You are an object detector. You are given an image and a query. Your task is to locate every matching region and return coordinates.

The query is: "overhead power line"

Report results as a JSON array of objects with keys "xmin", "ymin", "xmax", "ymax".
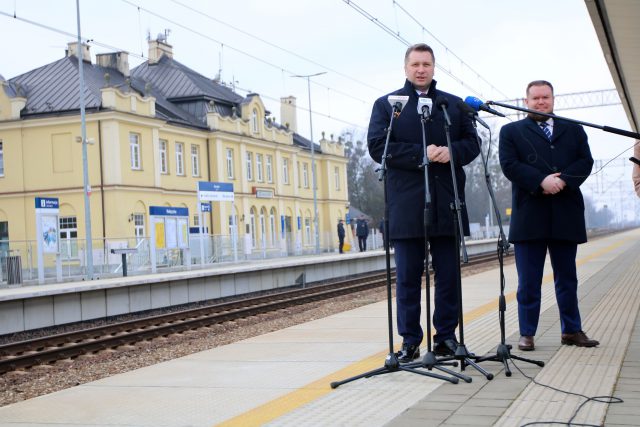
[{"xmin": 343, "ymin": 0, "xmax": 492, "ymax": 99}]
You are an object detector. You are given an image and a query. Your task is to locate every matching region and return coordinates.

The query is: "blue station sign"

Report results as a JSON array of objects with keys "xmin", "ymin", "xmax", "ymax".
[
  {"xmin": 149, "ymin": 206, "xmax": 189, "ymax": 217},
  {"xmin": 35, "ymin": 197, "xmax": 59, "ymax": 209}
]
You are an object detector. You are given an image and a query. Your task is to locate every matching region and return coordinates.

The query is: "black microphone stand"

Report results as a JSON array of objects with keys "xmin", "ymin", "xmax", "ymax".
[
  {"xmin": 438, "ymin": 99, "xmax": 493, "ymax": 380},
  {"xmin": 486, "ymin": 100, "xmax": 640, "ymax": 140},
  {"xmin": 404, "ymin": 105, "xmax": 470, "ymax": 383},
  {"xmin": 464, "ymin": 113, "xmax": 545, "ymax": 376},
  {"xmin": 331, "ymin": 102, "xmax": 458, "ymax": 389}
]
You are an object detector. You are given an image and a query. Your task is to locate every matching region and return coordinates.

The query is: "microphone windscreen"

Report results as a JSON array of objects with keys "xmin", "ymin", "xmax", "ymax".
[
  {"xmin": 457, "ymin": 99, "xmax": 476, "ymax": 115},
  {"xmin": 464, "ymin": 96, "xmax": 483, "ymax": 111},
  {"xmin": 435, "ymin": 96, "xmax": 449, "ymax": 108}
]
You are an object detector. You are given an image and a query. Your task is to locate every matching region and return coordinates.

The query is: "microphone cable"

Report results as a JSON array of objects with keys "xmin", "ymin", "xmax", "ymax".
[{"xmin": 507, "ymin": 357, "xmax": 623, "ymax": 427}]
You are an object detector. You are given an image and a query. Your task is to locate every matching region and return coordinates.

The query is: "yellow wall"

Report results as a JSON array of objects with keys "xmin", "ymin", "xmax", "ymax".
[{"xmin": 0, "ymin": 86, "xmax": 349, "ymax": 252}]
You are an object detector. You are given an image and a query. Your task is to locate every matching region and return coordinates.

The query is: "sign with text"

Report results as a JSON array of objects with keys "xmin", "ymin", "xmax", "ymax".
[
  {"xmin": 198, "ymin": 181, "xmax": 234, "ymax": 202},
  {"xmin": 35, "ymin": 197, "xmax": 59, "ymax": 210}
]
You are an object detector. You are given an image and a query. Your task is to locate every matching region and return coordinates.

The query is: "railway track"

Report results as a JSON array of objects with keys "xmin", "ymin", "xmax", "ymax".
[{"xmin": 0, "ymin": 251, "xmax": 507, "ymax": 374}]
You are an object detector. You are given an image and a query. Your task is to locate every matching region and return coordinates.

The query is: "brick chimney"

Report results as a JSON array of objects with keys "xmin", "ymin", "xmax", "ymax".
[
  {"xmin": 96, "ymin": 52, "xmax": 130, "ymax": 77},
  {"xmin": 66, "ymin": 42, "xmax": 91, "ymax": 63}
]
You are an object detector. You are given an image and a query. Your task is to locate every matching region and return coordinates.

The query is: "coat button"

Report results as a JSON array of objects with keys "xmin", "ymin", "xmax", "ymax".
[
  {"xmin": 552, "ymin": 166, "xmax": 558, "ymax": 171},
  {"xmin": 550, "ymin": 145, "xmax": 555, "ymax": 149}
]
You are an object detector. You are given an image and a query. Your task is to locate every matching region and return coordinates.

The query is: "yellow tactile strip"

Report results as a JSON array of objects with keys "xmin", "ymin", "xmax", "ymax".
[{"xmin": 216, "ymin": 236, "xmax": 634, "ymax": 427}]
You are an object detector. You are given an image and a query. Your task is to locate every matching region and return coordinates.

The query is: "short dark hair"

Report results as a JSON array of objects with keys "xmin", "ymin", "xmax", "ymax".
[
  {"xmin": 526, "ymin": 80, "xmax": 554, "ymax": 96},
  {"xmin": 405, "ymin": 43, "xmax": 435, "ymax": 64}
]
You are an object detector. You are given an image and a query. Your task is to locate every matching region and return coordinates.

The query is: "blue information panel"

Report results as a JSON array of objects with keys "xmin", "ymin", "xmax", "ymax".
[
  {"xmin": 35, "ymin": 197, "xmax": 59, "ymax": 209},
  {"xmin": 149, "ymin": 206, "xmax": 189, "ymax": 217},
  {"xmin": 200, "ymin": 202, "xmax": 211, "ymax": 212}
]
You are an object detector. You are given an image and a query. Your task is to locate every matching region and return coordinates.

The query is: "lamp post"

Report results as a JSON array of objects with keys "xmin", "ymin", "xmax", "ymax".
[
  {"xmin": 76, "ymin": 0, "xmax": 94, "ymax": 279},
  {"xmin": 292, "ymin": 72, "xmax": 326, "ymax": 254}
]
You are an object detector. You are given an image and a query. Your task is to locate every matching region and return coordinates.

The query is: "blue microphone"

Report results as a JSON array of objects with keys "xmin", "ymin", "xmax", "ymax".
[{"xmin": 464, "ymin": 96, "xmax": 505, "ymax": 117}]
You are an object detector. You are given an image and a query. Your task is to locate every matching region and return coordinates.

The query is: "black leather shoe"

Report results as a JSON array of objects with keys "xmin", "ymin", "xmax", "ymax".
[
  {"xmin": 396, "ymin": 343, "xmax": 420, "ymax": 363},
  {"xmin": 434, "ymin": 338, "xmax": 459, "ymax": 356}
]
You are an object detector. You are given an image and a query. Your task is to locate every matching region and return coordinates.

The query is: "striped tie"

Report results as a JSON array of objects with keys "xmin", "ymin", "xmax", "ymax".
[{"xmin": 539, "ymin": 122, "xmax": 552, "ymax": 141}]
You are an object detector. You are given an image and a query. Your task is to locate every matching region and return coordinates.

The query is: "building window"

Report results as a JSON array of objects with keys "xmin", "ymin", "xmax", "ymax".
[
  {"xmin": 59, "ymin": 216, "xmax": 78, "ymax": 259},
  {"xmin": 282, "ymin": 158, "xmax": 289, "ymax": 185},
  {"xmin": 334, "ymin": 166, "xmax": 340, "ymax": 190},
  {"xmin": 304, "ymin": 217, "xmax": 311, "ymax": 244},
  {"xmin": 226, "ymin": 148, "xmax": 234, "ymax": 179},
  {"xmin": 303, "ymin": 163, "xmax": 309, "ymax": 188},
  {"xmin": 134, "ymin": 213, "xmax": 145, "ymax": 243},
  {"xmin": 269, "ymin": 207, "xmax": 276, "ymax": 247},
  {"xmin": 246, "ymin": 152, "xmax": 253, "ymax": 181},
  {"xmin": 251, "ymin": 108, "xmax": 259, "ymax": 133},
  {"xmin": 256, "ymin": 153, "xmax": 263, "ymax": 182},
  {"xmin": 191, "ymin": 144, "xmax": 200, "ymax": 177},
  {"xmin": 130, "ymin": 133, "xmax": 141, "ymax": 170},
  {"xmin": 176, "ymin": 142, "xmax": 185, "ymax": 176},
  {"xmin": 0, "ymin": 141, "xmax": 4, "ymax": 176},
  {"xmin": 259, "ymin": 208, "xmax": 266, "ymax": 248},
  {"xmin": 297, "ymin": 161, "xmax": 301, "ymax": 188},
  {"xmin": 159, "ymin": 139, "xmax": 168, "ymax": 174},
  {"xmin": 250, "ymin": 207, "xmax": 257, "ymax": 248},
  {"xmin": 266, "ymin": 155, "xmax": 273, "ymax": 183}
]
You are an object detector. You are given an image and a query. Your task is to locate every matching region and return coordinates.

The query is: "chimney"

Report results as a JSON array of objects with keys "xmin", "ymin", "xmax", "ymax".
[
  {"xmin": 66, "ymin": 42, "xmax": 91, "ymax": 63},
  {"xmin": 148, "ymin": 38, "xmax": 173, "ymax": 64},
  {"xmin": 96, "ymin": 52, "xmax": 130, "ymax": 77},
  {"xmin": 280, "ymin": 96, "xmax": 297, "ymax": 133}
]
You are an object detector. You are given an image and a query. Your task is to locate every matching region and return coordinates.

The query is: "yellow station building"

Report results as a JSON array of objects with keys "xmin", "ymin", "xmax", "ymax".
[{"xmin": 0, "ymin": 38, "xmax": 350, "ymax": 271}]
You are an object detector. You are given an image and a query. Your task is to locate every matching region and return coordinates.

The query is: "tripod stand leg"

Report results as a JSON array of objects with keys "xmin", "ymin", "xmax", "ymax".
[
  {"xmin": 404, "ymin": 352, "xmax": 471, "ymax": 383},
  {"xmin": 331, "ymin": 366, "xmax": 392, "ymax": 389},
  {"xmin": 400, "ymin": 366, "xmax": 459, "ymax": 384}
]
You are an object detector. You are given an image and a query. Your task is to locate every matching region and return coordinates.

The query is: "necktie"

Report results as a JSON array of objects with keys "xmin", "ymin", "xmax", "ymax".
[{"xmin": 539, "ymin": 122, "xmax": 552, "ymax": 141}]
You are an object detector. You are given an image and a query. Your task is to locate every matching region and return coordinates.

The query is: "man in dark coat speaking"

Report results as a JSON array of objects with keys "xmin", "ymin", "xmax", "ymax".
[
  {"xmin": 367, "ymin": 43, "xmax": 479, "ymax": 362},
  {"xmin": 499, "ymin": 80, "xmax": 598, "ymax": 352}
]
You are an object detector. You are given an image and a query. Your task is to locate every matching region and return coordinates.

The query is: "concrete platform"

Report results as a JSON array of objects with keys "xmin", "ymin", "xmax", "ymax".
[{"xmin": 0, "ymin": 229, "xmax": 638, "ymax": 426}]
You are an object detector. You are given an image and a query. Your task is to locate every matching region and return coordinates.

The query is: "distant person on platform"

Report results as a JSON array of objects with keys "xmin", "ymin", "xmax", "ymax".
[
  {"xmin": 367, "ymin": 43, "xmax": 479, "ymax": 363},
  {"xmin": 633, "ymin": 141, "xmax": 640, "ymax": 197},
  {"xmin": 337, "ymin": 219, "xmax": 346, "ymax": 254},
  {"xmin": 355, "ymin": 216, "xmax": 369, "ymax": 252},
  {"xmin": 499, "ymin": 80, "xmax": 599, "ymax": 352}
]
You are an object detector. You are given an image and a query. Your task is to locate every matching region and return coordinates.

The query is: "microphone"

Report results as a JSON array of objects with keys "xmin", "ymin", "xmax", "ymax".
[
  {"xmin": 630, "ymin": 157, "xmax": 640, "ymax": 166},
  {"xmin": 457, "ymin": 100, "xmax": 490, "ymax": 130},
  {"xmin": 436, "ymin": 96, "xmax": 449, "ymax": 109},
  {"xmin": 388, "ymin": 95, "xmax": 410, "ymax": 115},
  {"xmin": 464, "ymin": 96, "xmax": 506, "ymax": 117},
  {"xmin": 417, "ymin": 96, "xmax": 432, "ymax": 119},
  {"xmin": 435, "ymin": 96, "xmax": 451, "ymax": 126}
]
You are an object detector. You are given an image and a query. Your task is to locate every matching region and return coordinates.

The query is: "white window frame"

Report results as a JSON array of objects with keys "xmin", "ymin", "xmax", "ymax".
[
  {"xmin": 250, "ymin": 208, "xmax": 257, "ymax": 248},
  {"xmin": 159, "ymin": 139, "xmax": 168, "ymax": 174},
  {"xmin": 130, "ymin": 133, "xmax": 141, "ymax": 170},
  {"xmin": 259, "ymin": 208, "xmax": 266, "ymax": 248},
  {"xmin": 226, "ymin": 148, "xmax": 234, "ymax": 179},
  {"xmin": 176, "ymin": 142, "xmax": 185, "ymax": 176},
  {"xmin": 334, "ymin": 166, "xmax": 340, "ymax": 190},
  {"xmin": 256, "ymin": 153, "xmax": 263, "ymax": 182},
  {"xmin": 191, "ymin": 144, "xmax": 200, "ymax": 177},
  {"xmin": 246, "ymin": 152, "xmax": 253, "ymax": 181},
  {"xmin": 303, "ymin": 163, "xmax": 309, "ymax": 188},
  {"xmin": 304, "ymin": 217, "xmax": 311, "ymax": 244},
  {"xmin": 266, "ymin": 155, "xmax": 273, "ymax": 183},
  {"xmin": 269, "ymin": 208, "xmax": 276, "ymax": 247},
  {"xmin": 134, "ymin": 213, "xmax": 145, "ymax": 243},
  {"xmin": 283, "ymin": 158, "xmax": 289, "ymax": 185}
]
